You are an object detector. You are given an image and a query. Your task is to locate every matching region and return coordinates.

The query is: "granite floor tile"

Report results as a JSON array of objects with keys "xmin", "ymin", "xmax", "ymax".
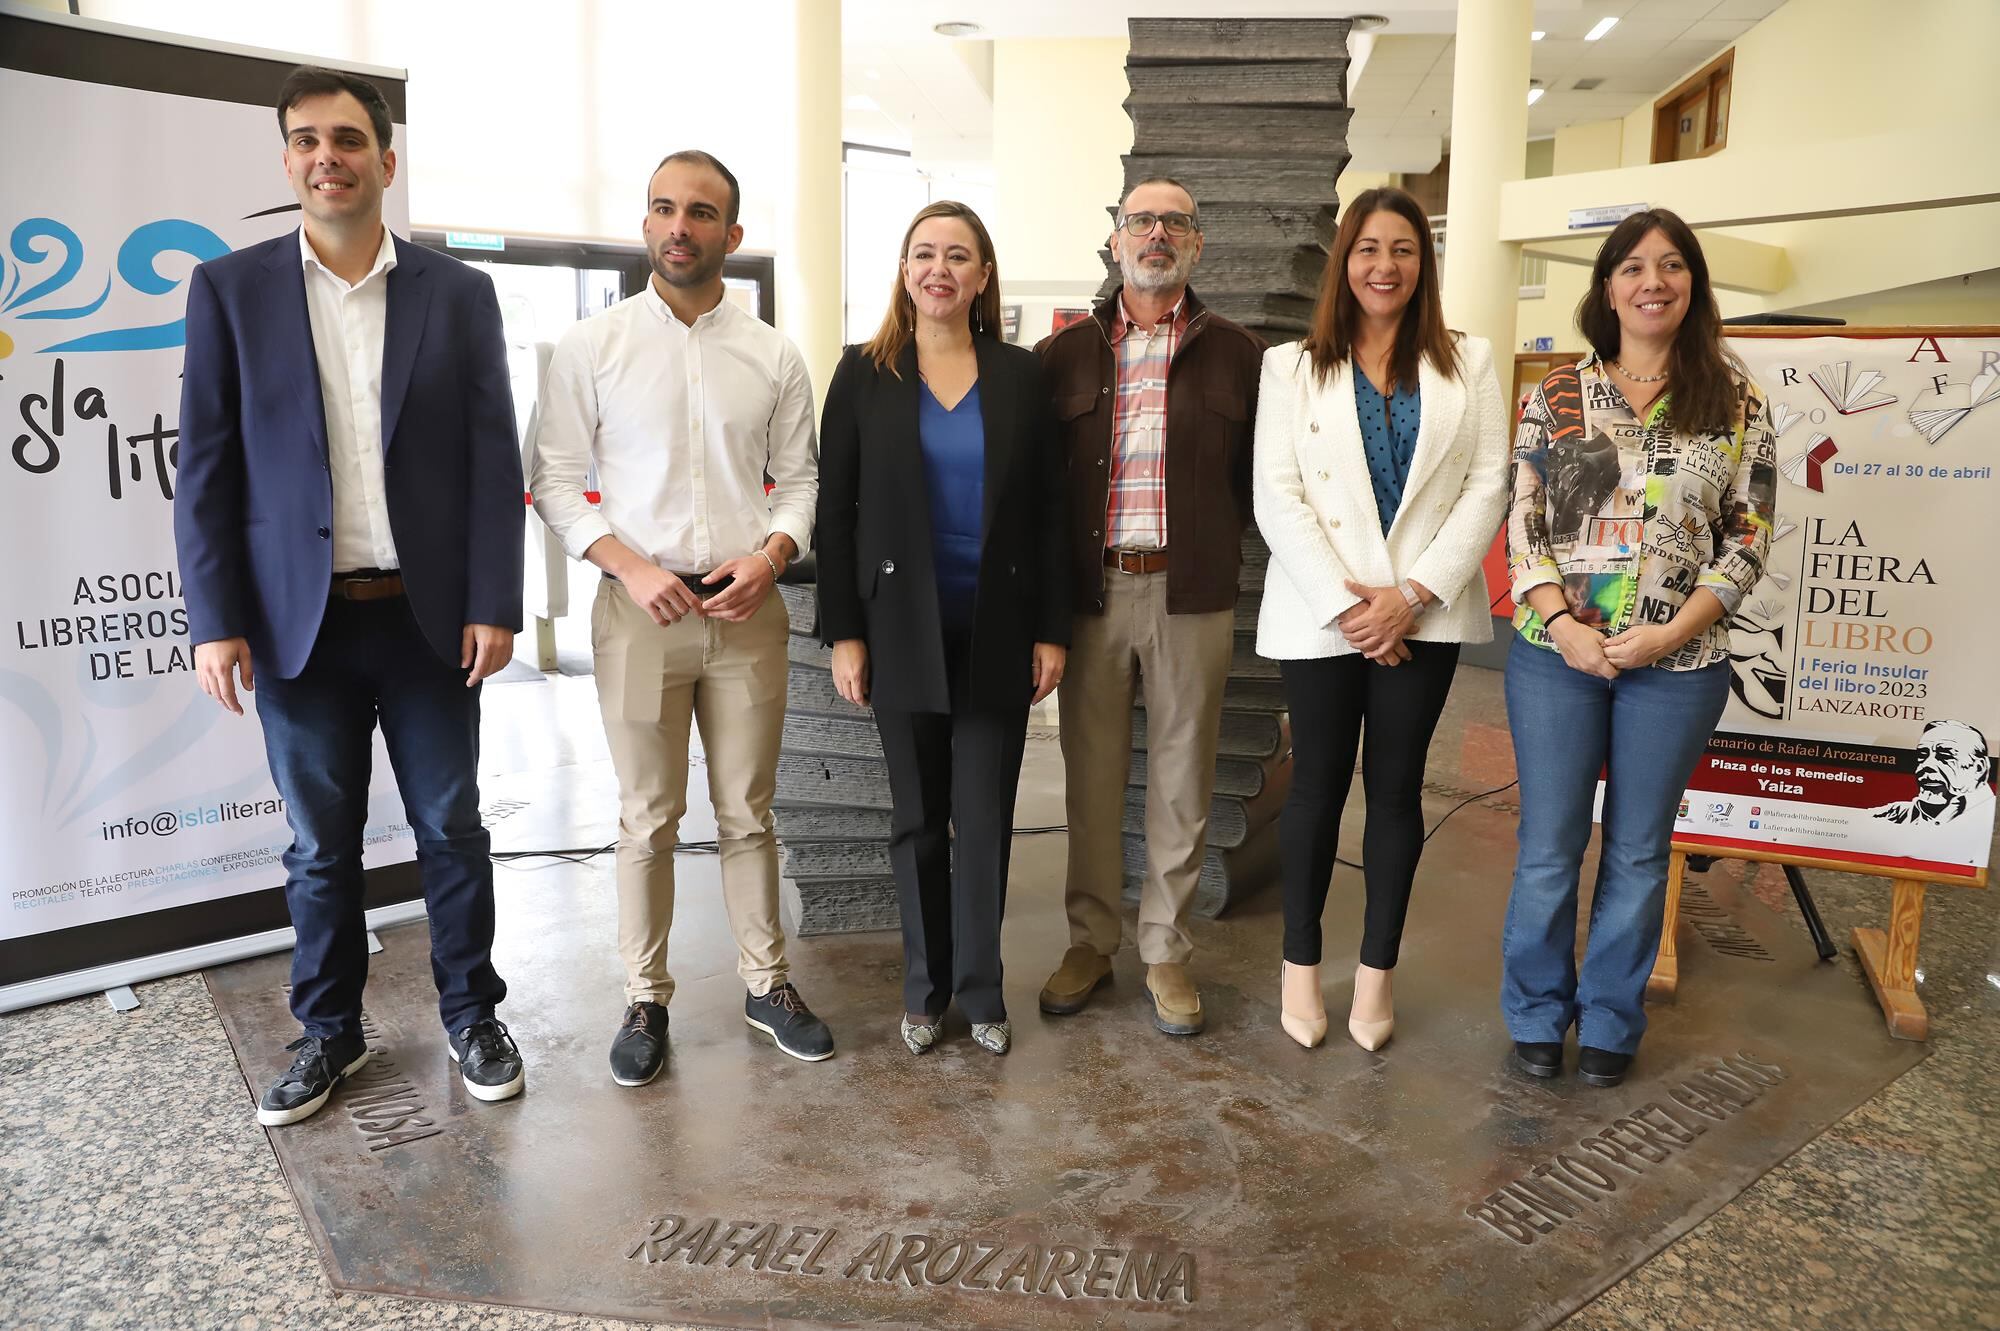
[{"xmin": 5, "ymin": 664, "xmax": 1995, "ymax": 1329}]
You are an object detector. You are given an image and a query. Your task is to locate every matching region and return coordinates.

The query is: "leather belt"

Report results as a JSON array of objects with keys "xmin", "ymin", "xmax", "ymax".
[
  {"xmin": 330, "ymin": 570, "xmax": 404, "ymax": 601},
  {"xmin": 1103, "ymin": 547, "xmax": 1169, "ymax": 575},
  {"xmin": 602, "ymin": 570, "xmax": 736, "ymax": 597}
]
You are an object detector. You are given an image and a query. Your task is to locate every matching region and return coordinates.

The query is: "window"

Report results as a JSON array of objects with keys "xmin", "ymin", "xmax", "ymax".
[
  {"xmin": 1519, "ymin": 251, "xmax": 1548, "ymax": 299},
  {"xmin": 1652, "ymin": 50, "xmax": 1733, "ymax": 164}
]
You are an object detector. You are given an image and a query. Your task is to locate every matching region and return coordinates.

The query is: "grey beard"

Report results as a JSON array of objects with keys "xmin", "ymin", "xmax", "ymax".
[{"xmin": 1121, "ymin": 252, "xmax": 1191, "ymax": 294}]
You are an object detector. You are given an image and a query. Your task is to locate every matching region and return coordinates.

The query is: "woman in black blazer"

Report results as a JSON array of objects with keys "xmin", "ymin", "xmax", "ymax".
[{"xmin": 817, "ymin": 201, "xmax": 1071, "ymax": 1056}]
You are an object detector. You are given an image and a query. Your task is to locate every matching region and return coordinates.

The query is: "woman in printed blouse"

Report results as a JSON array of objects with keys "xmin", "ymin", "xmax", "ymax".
[
  {"xmin": 1253, "ymin": 187, "xmax": 1510, "ymax": 1051},
  {"xmin": 1501, "ymin": 208, "xmax": 1776, "ymax": 1088}
]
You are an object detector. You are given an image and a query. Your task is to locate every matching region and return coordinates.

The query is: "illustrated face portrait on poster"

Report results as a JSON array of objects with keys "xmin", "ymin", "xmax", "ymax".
[{"xmin": 1674, "ymin": 333, "xmax": 1999, "ymax": 877}]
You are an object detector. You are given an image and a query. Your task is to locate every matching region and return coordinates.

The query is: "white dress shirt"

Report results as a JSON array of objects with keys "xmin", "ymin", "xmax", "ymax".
[
  {"xmin": 529, "ymin": 283, "xmax": 818, "ymax": 572},
  {"xmin": 299, "ymin": 226, "xmax": 400, "ymax": 573}
]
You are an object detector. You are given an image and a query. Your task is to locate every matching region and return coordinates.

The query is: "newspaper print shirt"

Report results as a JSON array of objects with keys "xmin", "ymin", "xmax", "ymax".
[{"xmin": 1505, "ymin": 352, "xmax": 1777, "ymax": 671}]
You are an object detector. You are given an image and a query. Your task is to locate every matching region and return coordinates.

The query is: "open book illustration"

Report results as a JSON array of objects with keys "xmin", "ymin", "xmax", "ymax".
[
  {"xmin": 1773, "ymin": 517, "xmax": 1799, "ymax": 543},
  {"xmin": 1778, "ymin": 433, "xmax": 1837, "ymax": 492},
  {"xmin": 1809, "ymin": 361, "xmax": 1897, "ymax": 415},
  {"xmin": 1769, "ymin": 401, "xmax": 1805, "ymax": 438},
  {"xmin": 1907, "ymin": 369, "xmax": 2000, "ymax": 444}
]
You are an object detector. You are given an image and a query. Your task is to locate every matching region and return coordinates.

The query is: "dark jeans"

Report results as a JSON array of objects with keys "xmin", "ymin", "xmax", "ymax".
[
  {"xmin": 873, "ymin": 628, "xmax": 1027, "ymax": 1024},
  {"xmin": 255, "ymin": 594, "xmax": 506, "ymax": 1041},
  {"xmin": 1278, "ymin": 640, "xmax": 1460, "ymax": 970},
  {"xmin": 1500, "ymin": 634, "xmax": 1729, "ymax": 1053}
]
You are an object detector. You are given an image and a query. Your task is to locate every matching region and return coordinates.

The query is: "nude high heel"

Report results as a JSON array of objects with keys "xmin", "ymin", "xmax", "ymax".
[
  {"xmin": 1280, "ymin": 961, "xmax": 1328, "ymax": 1049},
  {"xmin": 1348, "ymin": 963, "xmax": 1394, "ymax": 1052}
]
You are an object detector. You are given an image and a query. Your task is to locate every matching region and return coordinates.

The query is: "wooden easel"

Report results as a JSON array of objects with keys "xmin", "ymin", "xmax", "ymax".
[{"xmin": 1648, "ymin": 842, "xmax": 1987, "ymax": 1041}]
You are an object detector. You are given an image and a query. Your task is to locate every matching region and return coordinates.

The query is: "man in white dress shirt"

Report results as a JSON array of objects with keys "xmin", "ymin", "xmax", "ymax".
[
  {"xmin": 176, "ymin": 66, "xmax": 526, "ymax": 1125},
  {"xmin": 531, "ymin": 150, "xmax": 830, "ymax": 1084}
]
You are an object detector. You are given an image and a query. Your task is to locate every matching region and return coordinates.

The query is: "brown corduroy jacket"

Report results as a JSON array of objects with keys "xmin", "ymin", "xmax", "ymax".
[{"xmin": 1035, "ymin": 286, "xmax": 1266, "ymax": 616}]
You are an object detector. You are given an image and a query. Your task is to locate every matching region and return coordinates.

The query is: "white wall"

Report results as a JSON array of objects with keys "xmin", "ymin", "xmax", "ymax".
[{"xmin": 80, "ymin": 0, "xmax": 801, "ymax": 249}]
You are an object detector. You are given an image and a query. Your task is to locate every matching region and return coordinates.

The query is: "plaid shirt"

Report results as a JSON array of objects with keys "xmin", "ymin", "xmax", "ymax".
[{"xmin": 1105, "ymin": 294, "xmax": 1187, "ymax": 550}]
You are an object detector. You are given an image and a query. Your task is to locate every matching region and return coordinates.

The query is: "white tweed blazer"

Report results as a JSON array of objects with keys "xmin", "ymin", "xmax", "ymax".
[{"xmin": 1253, "ymin": 334, "xmax": 1511, "ymax": 660}]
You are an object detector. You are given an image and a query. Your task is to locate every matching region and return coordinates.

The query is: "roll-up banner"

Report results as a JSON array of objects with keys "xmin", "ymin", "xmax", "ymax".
[
  {"xmin": 1674, "ymin": 330, "xmax": 1999, "ymax": 879},
  {"xmin": 1, "ymin": 5, "xmax": 421, "ymax": 1010}
]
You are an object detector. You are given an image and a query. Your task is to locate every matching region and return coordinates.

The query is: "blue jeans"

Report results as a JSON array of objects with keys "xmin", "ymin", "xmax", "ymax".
[
  {"xmin": 1500, "ymin": 633, "xmax": 1727, "ymax": 1054},
  {"xmin": 256, "ymin": 595, "xmax": 506, "ymax": 1041}
]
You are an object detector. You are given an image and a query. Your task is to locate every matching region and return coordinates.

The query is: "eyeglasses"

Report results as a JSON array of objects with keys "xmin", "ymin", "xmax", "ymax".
[{"xmin": 1118, "ymin": 211, "xmax": 1199, "ymax": 238}]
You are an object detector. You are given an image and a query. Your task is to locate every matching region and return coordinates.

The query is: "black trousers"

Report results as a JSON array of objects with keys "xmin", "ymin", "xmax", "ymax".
[
  {"xmin": 1278, "ymin": 640, "xmax": 1460, "ymax": 970},
  {"xmin": 873, "ymin": 678, "xmax": 1029, "ymax": 1023}
]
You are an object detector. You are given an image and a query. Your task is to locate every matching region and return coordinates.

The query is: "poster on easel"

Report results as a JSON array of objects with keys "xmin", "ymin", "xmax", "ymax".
[{"xmin": 1671, "ymin": 329, "xmax": 2000, "ymax": 880}]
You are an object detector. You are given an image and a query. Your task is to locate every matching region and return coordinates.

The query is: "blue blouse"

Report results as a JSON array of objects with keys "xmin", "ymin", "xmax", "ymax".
[
  {"xmin": 918, "ymin": 379, "xmax": 985, "ymax": 634},
  {"xmin": 1354, "ymin": 367, "xmax": 1421, "ymax": 536}
]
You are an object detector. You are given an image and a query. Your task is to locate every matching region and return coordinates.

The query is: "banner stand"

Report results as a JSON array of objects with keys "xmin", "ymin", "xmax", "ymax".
[
  {"xmin": 1650, "ymin": 844, "xmax": 1987, "ymax": 1041},
  {"xmin": 0, "ymin": 899, "xmax": 428, "ymax": 1014},
  {"xmin": 1, "ymin": 6, "xmax": 423, "ymax": 1011}
]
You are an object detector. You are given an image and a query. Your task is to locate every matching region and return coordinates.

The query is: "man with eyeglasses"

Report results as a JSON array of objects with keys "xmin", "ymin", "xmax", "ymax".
[{"xmin": 1034, "ymin": 177, "xmax": 1265, "ymax": 1036}]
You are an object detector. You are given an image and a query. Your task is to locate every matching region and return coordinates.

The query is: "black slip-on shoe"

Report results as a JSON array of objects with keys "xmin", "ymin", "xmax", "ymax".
[
  {"xmin": 610, "ymin": 1001, "xmax": 670, "ymax": 1087},
  {"xmin": 1513, "ymin": 1041, "xmax": 1564, "ymax": 1078},
  {"xmin": 257, "ymin": 1031, "xmax": 370, "ymax": 1126},
  {"xmin": 1577, "ymin": 1045, "xmax": 1632, "ymax": 1087},
  {"xmin": 745, "ymin": 982, "xmax": 835, "ymax": 1062},
  {"xmin": 448, "ymin": 1017, "xmax": 525, "ymax": 1102}
]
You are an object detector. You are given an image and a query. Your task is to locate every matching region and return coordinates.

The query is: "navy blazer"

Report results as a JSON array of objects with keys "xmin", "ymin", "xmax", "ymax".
[
  {"xmin": 174, "ymin": 231, "xmax": 523, "ymax": 679},
  {"xmin": 816, "ymin": 337, "xmax": 1071, "ymax": 713}
]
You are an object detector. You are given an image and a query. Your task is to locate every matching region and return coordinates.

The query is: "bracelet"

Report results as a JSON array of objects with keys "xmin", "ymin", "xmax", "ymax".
[
  {"xmin": 757, "ymin": 549, "xmax": 781, "ymax": 580},
  {"xmin": 1398, "ymin": 581, "xmax": 1425, "ymax": 615},
  {"xmin": 1543, "ymin": 607, "xmax": 1573, "ymax": 629}
]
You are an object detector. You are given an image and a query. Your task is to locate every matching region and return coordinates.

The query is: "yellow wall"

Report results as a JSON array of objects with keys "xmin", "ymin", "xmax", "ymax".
[
  {"xmin": 1783, "ymin": 270, "xmax": 2000, "ymax": 327},
  {"xmin": 991, "ymin": 38, "xmax": 1132, "ymax": 288},
  {"xmin": 1511, "ymin": 0, "xmax": 2000, "ymax": 350},
  {"xmin": 1524, "ymin": 138, "xmax": 1555, "ymax": 180},
  {"xmin": 1552, "ymin": 121, "xmax": 1622, "ymax": 176}
]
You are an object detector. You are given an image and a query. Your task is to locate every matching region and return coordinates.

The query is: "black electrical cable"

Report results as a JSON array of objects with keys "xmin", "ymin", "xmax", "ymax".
[
  {"xmin": 493, "ymin": 840, "xmax": 717, "ymax": 866},
  {"xmin": 1334, "ymin": 777, "xmax": 1520, "ymax": 872}
]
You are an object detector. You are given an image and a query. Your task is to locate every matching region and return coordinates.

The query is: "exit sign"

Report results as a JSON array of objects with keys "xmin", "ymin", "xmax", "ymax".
[{"xmin": 445, "ymin": 231, "xmax": 505, "ymax": 251}]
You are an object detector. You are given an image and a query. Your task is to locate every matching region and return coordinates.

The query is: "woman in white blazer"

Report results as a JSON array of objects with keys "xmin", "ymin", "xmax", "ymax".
[{"xmin": 1253, "ymin": 187, "xmax": 1510, "ymax": 1051}]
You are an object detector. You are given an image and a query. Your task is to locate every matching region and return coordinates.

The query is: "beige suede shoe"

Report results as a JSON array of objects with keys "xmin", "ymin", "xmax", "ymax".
[
  {"xmin": 1145, "ymin": 962, "xmax": 1204, "ymax": 1036},
  {"xmin": 1038, "ymin": 945, "xmax": 1113, "ymax": 1015}
]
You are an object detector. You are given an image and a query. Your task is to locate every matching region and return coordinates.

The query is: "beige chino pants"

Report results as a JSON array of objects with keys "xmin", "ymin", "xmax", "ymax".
[
  {"xmin": 1058, "ymin": 568, "xmax": 1233, "ymax": 965},
  {"xmin": 591, "ymin": 579, "xmax": 789, "ymax": 1004}
]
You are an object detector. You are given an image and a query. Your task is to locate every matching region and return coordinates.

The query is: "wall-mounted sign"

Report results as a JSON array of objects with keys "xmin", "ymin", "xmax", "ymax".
[
  {"xmin": 445, "ymin": 231, "xmax": 505, "ymax": 251},
  {"xmin": 1567, "ymin": 203, "xmax": 1650, "ymax": 230}
]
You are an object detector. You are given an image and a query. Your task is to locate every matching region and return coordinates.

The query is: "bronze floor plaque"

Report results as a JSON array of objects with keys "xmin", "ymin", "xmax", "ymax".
[{"xmin": 204, "ymin": 744, "xmax": 1926, "ymax": 1330}]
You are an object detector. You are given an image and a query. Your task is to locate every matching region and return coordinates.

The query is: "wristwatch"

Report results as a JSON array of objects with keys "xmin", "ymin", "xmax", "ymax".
[{"xmin": 1397, "ymin": 581, "xmax": 1425, "ymax": 615}]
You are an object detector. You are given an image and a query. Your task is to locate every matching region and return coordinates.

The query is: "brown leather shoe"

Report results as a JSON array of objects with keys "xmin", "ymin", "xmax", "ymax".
[
  {"xmin": 1145, "ymin": 962, "xmax": 1204, "ymax": 1035},
  {"xmin": 1039, "ymin": 945, "xmax": 1113, "ymax": 1015}
]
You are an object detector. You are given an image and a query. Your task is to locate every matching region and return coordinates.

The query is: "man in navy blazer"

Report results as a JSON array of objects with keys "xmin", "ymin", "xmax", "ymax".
[{"xmin": 174, "ymin": 66, "xmax": 526, "ymax": 1126}]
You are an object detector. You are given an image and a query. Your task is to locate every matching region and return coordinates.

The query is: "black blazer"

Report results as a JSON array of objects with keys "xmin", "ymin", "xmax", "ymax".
[{"xmin": 817, "ymin": 336, "xmax": 1071, "ymax": 713}]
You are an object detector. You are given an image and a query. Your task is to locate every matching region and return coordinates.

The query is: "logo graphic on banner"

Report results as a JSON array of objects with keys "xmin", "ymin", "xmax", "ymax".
[{"xmin": 3, "ymin": 217, "xmax": 231, "ymax": 354}]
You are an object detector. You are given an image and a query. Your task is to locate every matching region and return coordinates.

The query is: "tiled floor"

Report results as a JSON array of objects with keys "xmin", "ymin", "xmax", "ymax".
[{"xmin": 3, "ymin": 663, "xmax": 1995, "ymax": 1330}]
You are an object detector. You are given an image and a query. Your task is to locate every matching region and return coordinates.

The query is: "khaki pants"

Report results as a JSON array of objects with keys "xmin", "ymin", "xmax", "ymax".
[
  {"xmin": 591, "ymin": 579, "xmax": 789, "ymax": 1004},
  {"xmin": 1058, "ymin": 569, "xmax": 1233, "ymax": 964}
]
